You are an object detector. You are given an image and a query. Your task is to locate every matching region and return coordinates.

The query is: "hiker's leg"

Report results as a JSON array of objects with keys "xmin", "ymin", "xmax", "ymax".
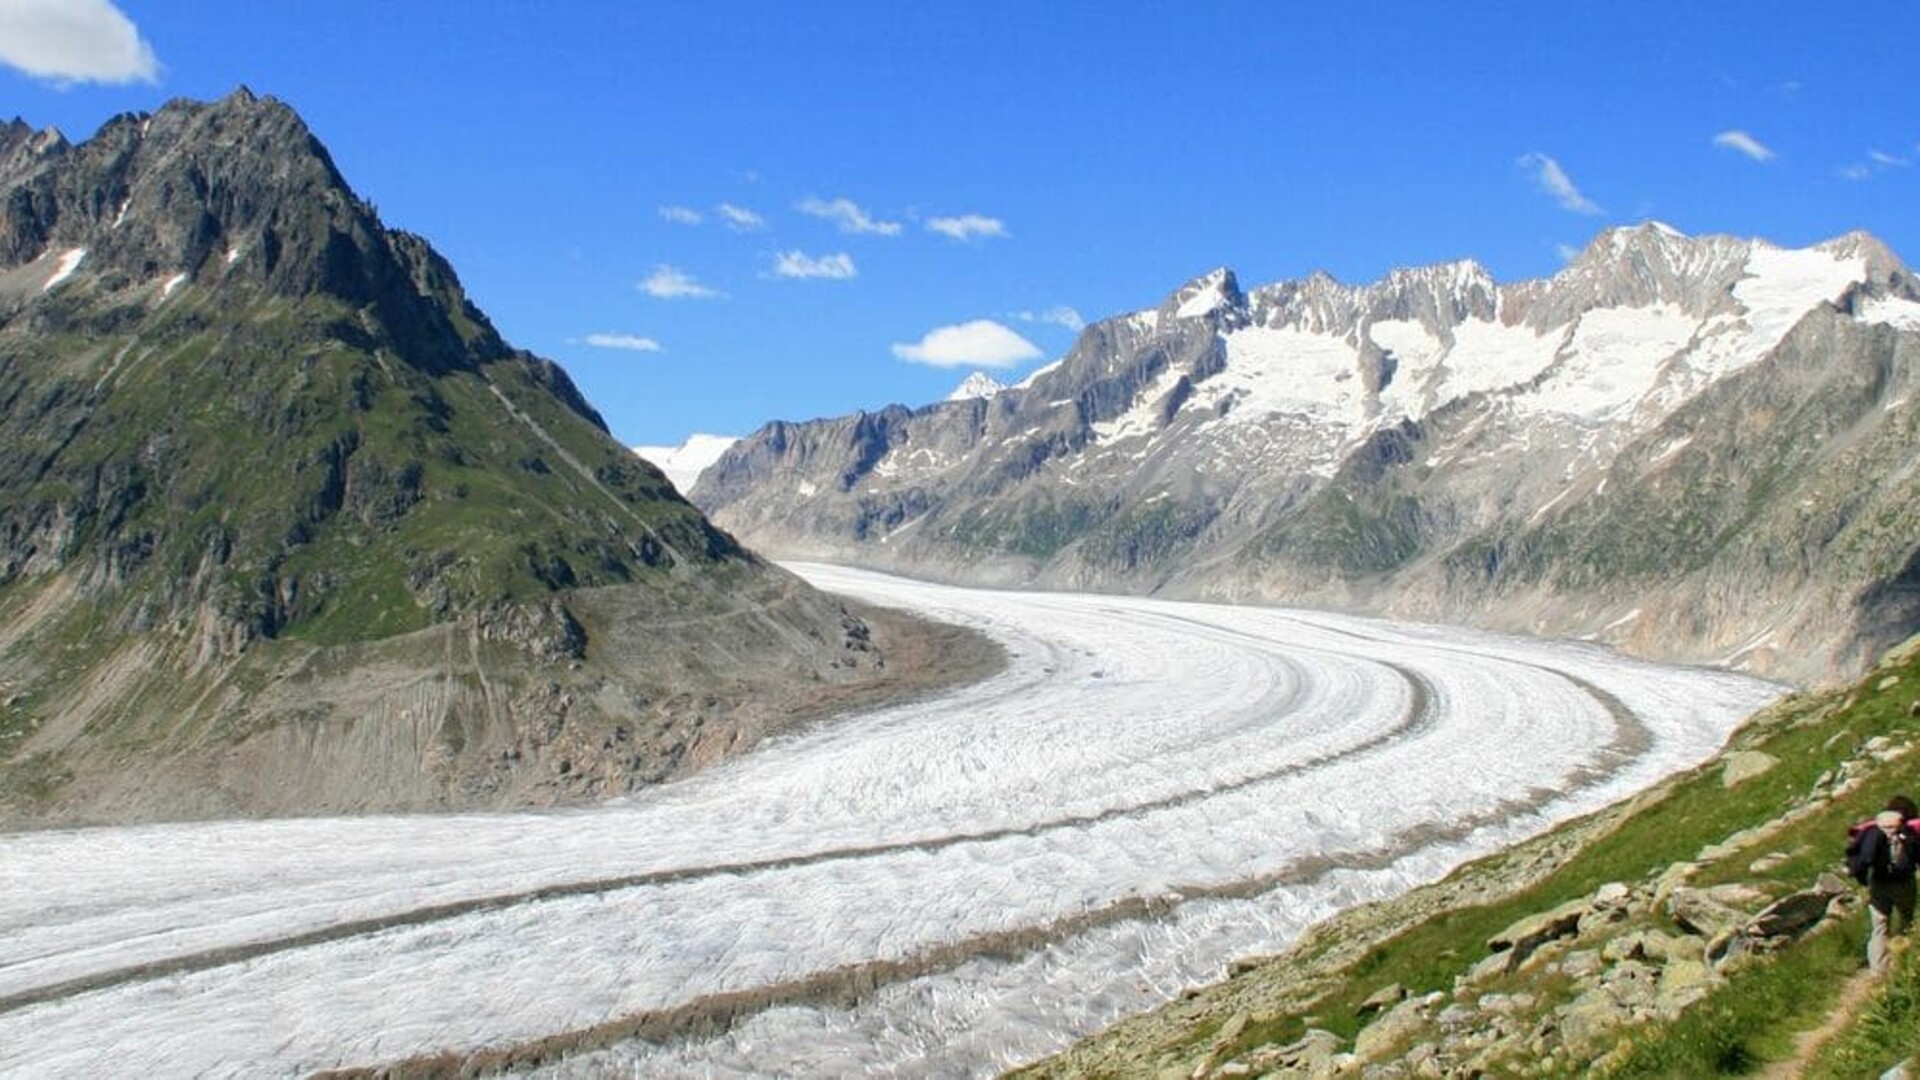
[{"xmin": 1870, "ymin": 888, "xmax": 1896, "ymax": 971}]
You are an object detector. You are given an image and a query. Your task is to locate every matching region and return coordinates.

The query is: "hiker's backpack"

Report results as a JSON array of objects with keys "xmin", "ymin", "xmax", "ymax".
[{"xmin": 1847, "ymin": 822, "xmax": 1874, "ymax": 884}]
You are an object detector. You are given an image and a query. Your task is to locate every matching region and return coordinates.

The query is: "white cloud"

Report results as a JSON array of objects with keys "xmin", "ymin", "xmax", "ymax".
[
  {"xmin": 1838, "ymin": 163, "xmax": 1873, "ymax": 181},
  {"xmin": 1518, "ymin": 152, "xmax": 1602, "ymax": 215},
  {"xmin": 640, "ymin": 265, "xmax": 725, "ymax": 299},
  {"xmin": 584, "ymin": 333, "xmax": 663, "ymax": 352},
  {"xmin": 716, "ymin": 203, "xmax": 765, "ymax": 231},
  {"xmin": 892, "ymin": 320, "xmax": 1043, "ymax": 369},
  {"xmin": 0, "ymin": 0, "xmax": 158, "ymax": 85},
  {"xmin": 798, "ymin": 196, "xmax": 902, "ymax": 236},
  {"xmin": 1868, "ymin": 149, "xmax": 1910, "ymax": 168},
  {"xmin": 1555, "ymin": 243, "xmax": 1581, "ymax": 263},
  {"xmin": 658, "ymin": 206, "xmax": 704, "ymax": 226},
  {"xmin": 1711, "ymin": 130, "xmax": 1775, "ymax": 162},
  {"xmin": 772, "ymin": 250, "xmax": 857, "ymax": 280},
  {"xmin": 928, "ymin": 214, "xmax": 1010, "ymax": 242},
  {"xmin": 1012, "ymin": 306, "xmax": 1085, "ymax": 332}
]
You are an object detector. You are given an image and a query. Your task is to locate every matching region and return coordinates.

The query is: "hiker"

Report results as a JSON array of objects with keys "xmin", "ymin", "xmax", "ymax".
[{"xmin": 1849, "ymin": 800, "xmax": 1920, "ymax": 972}]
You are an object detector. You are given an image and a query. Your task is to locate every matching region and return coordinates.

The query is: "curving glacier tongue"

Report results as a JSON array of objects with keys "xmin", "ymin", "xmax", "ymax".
[{"xmin": 0, "ymin": 565, "xmax": 1781, "ymax": 1077}]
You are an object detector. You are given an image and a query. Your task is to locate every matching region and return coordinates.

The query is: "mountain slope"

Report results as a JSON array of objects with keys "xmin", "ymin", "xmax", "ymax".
[
  {"xmin": 0, "ymin": 90, "xmax": 988, "ymax": 826},
  {"xmin": 695, "ymin": 226, "xmax": 1920, "ymax": 683},
  {"xmin": 1015, "ymin": 634, "xmax": 1920, "ymax": 1079}
]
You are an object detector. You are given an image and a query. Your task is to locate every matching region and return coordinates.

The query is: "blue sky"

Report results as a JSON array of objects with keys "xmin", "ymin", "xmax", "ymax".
[{"xmin": 3, "ymin": 2, "xmax": 1917, "ymax": 447}]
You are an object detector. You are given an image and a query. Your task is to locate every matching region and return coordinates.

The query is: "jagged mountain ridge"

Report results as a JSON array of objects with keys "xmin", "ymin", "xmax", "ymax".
[
  {"xmin": 696, "ymin": 224, "xmax": 1920, "ymax": 682},
  {"xmin": 0, "ymin": 90, "xmax": 937, "ymax": 826}
]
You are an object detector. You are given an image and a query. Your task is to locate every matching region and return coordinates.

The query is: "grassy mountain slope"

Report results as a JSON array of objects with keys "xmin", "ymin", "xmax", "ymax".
[{"xmin": 0, "ymin": 91, "xmax": 998, "ymax": 826}]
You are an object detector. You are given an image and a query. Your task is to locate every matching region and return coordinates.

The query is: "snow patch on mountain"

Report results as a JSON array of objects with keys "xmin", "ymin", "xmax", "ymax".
[
  {"xmin": 948, "ymin": 371, "xmax": 1007, "ymax": 401},
  {"xmin": 1861, "ymin": 295, "xmax": 1920, "ymax": 331},
  {"xmin": 633, "ymin": 433, "xmax": 739, "ymax": 494},
  {"xmin": 1728, "ymin": 244, "xmax": 1866, "ymax": 365},
  {"xmin": 42, "ymin": 247, "xmax": 85, "ymax": 291},
  {"xmin": 1530, "ymin": 304, "xmax": 1696, "ymax": 422}
]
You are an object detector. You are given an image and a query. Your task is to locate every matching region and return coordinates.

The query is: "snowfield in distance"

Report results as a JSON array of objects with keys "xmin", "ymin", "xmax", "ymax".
[{"xmin": 0, "ymin": 565, "xmax": 1783, "ymax": 1077}]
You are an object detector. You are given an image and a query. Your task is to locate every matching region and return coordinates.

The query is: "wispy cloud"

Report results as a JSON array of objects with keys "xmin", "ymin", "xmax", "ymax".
[
  {"xmin": 716, "ymin": 203, "xmax": 765, "ymax": 231},
  {"xmin": 584, "ymin": 333, "xmax": 663, "ymax": 352},
  {"xmin": 1712, "ymin": 130, "xmax": 1775, "ymax": 162},
  {"xmin": 1012, "ymin": 306, "xmax": 1085, "ymax": 332},
  {"xmin": 772, "ymin": 250, "xmax": 857, "ymax": 280},
  {"xmin": 0, "ymin": 0, "xmax": 158, "ymax": 85},
  {"xmin": 1839, "ymin": 148, "xmax": 1912, "ymax": 181},
  {"xmin": 640, "ymin": 265, "xmax": 725, "ymax": 299},
  {"xmin": 928, "ymin": 214, "xmax": 1010, "ymax": 242},
  {"xmin": 1518, "ymin": 152, "xmax": 1602, "ymax": 215},
  {"xmin": 658, "ymin": 206, "xmax": 704, "ymax": 226},
  {"xmin": 1555, "ymin": 243, "xmax": 1581, "ymax": 263},
  {"xmin": 892, "ymin": 320, "xmax": 1043, "ymax": 369},
  {"xmin": 798, "ymin": 196, "xmax": 902, "ymax": 236}
]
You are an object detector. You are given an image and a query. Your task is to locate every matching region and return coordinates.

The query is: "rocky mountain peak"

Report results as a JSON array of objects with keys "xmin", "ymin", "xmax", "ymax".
[
  {"xmin": 1, "ymin": 87, "xmax": 511, "ymax": 379},
  {"xmin": 1816, "ymin": 230, "xmax": 1911, "ymax": 287},
  {"xmin": 1161, "ymin": 267, "xmax": 1246, "ymax": 322}
]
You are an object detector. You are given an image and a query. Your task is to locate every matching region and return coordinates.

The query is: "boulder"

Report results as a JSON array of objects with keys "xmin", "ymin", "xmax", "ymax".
[
  {"xmin": 1655, "ymin": 958, "xmax": 1717, "ymax": 1015},
  {"xmin": 1560, "ymin": 949, "xmax": 1604, "ymax": 980},
  {"xmin": 1358, "ymin": 983, "xmax": 1409, "ymax": 1016},
  {"xmin": 1603, "ymin": 928, "xmax": 1690, "ymax": 964},
  {"xmin": 1557, "ymin": 987, "xmax": 1633, "ymax": 1049},
  {"xmin": 1242, "ymin": 1028, "xmax": 1343, "ymax": 1077},
  {"xmin": 1721, "ymin": 750, "xmax": 1779, "ymax": 788},
  {"xmin": 1748, "ymin": 889, "xmax": 1838, "ymax": 939},
  {"xmin": 1354, "ymin": 995, "xmax": 1436, "ymax": 1060},
  {"xmin": 1487, "ymin": 898, "xmax": 1590, "ymax": 971},
  {"xmin": 1599, "ymin": 960, "xmax": 1661, "ymax": 1010},
  {"xmin": 1667, "ymin": 887, "xmax": 1748, "ymax": 937},
  {"xmin": 1651, "ymin": 862, "xmax": 1696, "ymax": 909}
]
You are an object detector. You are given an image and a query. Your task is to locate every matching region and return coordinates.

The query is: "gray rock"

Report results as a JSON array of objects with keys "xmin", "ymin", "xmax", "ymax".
[
  {"xmin": 1749, "ymin": 889, "xmax": 1839, "ymax": 939},
  {"xmin": 1355, "ymin": 996, "xmax": 1433, "ymax": 1060},
  {"xmin": 1604, "ymin": 928, "xmax": 1691, "ymax": 964},
  {"xmin": 1243, "ymin": 1028, "xmax": 1342, "ymax": 1076},
  {"xmin": 1721, "ymin": 750, "xmax": 1780, "ymax": 787},
  {"xmin": 1655, "ymin": 957, "xmax": 1718, "ymax": 1015},
  {"xmin": 1487, "ymin": 898, "xmax": 1590, "ymax": 971},
  {"xmin": 1557, "ymin": 987, "xmax": 1632, "ymax": 1049},
  {"xmin": 1358, "ymin": 983, "xmax": 1409, "ymax": 1016},
  {"xmin": 1560, "ymin": 949, "xmax": 1605, "ymax": 980},
  {"xmin": 1667, "ymin": 887, "xmax": 1749, "ymax": 937}
]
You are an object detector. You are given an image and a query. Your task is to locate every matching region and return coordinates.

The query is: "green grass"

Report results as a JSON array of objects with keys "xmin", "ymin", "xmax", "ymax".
[
  {"xmin": 1590, "ymin": 923, "xmax": 1864, "ymax": 1077},
  {"xmin": 1809, "ymin": 949, "xmax": 1920, "ymax": 1078}
]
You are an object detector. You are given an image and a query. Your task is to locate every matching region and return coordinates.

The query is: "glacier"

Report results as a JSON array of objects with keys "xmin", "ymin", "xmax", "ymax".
[{"xmin": 0, "ymin": 564, "xmax": 1782, "ymax": 1077}]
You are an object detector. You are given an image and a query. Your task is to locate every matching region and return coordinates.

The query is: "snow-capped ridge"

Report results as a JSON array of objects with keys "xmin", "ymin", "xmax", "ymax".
[
  {"xmin": 947, "ymin": 371, "xmax": 1007, "ymax": 402},
  {"xmin": 1168, "ymin": 267, "xmax": 1244, "ymax": 320}
]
